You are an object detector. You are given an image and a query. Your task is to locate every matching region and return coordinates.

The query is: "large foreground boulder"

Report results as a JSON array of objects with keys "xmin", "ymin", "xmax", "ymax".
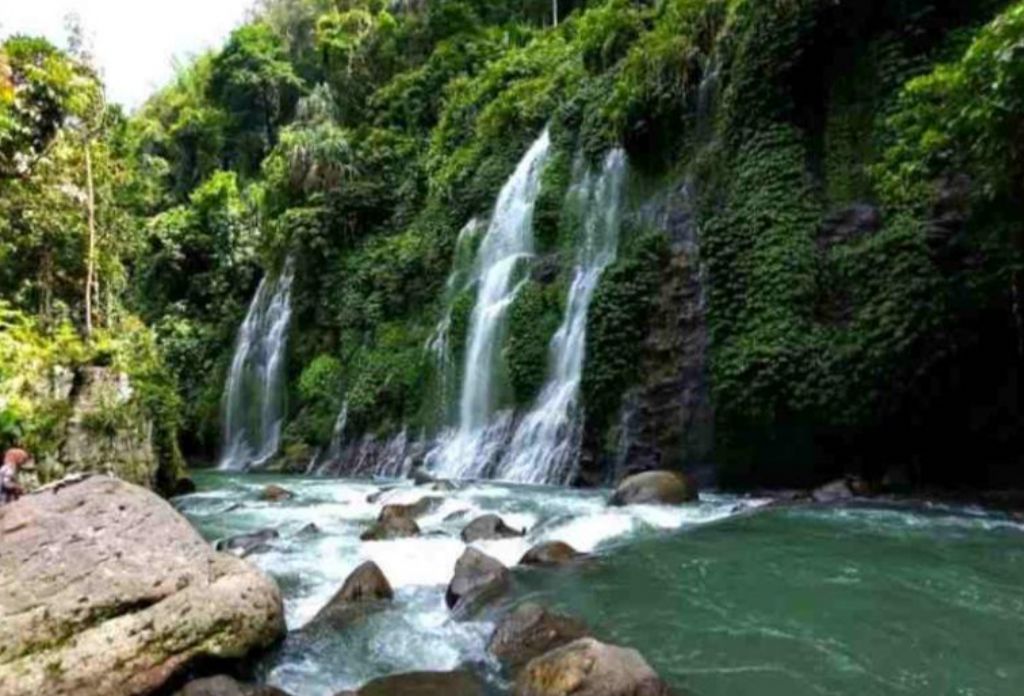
[
  {"xmin": 515, "ymin": 638, "xmax": 671, "ymax": 696},
  {"xmin": 461, "ymin": 514, "xmax": 525, "ymax": 542},
  {"xmin": 341, "ymin": 670, "xmax": 484, "ymax": 696},
  {"xmin": 0, "ymin": 476, "xmax": 285, "ymax": 696},
  {"xmin": 489, "ymin": 603, "xmax": 590, "ymax": 673},
  {"xmin": 306, "ymin": 561, "xmax": 393, "ymax": 629},
  {"xmin": 445, "ymin": 547, "xmax": 509, "ymax": 614},
  {"xmin": 609, "ymin": 471, "xmax": 697, "ymax": 506}
]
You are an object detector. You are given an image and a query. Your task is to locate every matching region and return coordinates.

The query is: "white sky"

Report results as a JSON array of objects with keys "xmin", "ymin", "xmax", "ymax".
[{"xmin": 0, "ymin": 0, "xmax": 255, "ymax": 110}]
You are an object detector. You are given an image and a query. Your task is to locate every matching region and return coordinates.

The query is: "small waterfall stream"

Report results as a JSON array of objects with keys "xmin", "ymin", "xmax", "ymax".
[
  {"xmin": 219, "ymin": 259, "xmax": 295, "ymax": 470},
  {"xmin": 430, "ymin": 130, "xmax": 552, "ymax": 479},
  {"xmin": 498, "ymin": 149, "xmax": 628, "ymax": 484}
]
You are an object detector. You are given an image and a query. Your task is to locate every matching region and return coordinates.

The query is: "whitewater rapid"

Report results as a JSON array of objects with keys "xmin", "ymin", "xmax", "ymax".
[{"xmin": 177, "ymin": 474, "xmax": 769, "ymax": 695}]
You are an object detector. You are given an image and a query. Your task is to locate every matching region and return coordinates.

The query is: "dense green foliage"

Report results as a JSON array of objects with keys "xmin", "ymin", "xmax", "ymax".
[{"xmin": 3, "ymin": 0, "xmax": 1024, "ymax": 488}]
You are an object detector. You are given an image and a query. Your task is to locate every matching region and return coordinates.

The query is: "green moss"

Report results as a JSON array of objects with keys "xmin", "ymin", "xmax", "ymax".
[
  {"xmin": 581, "ymin": 231, "xmax": 668, "ymax": 429},
  {"xmin": 506, "ymin": 280, "xmax": 564, "ymax": 406}
]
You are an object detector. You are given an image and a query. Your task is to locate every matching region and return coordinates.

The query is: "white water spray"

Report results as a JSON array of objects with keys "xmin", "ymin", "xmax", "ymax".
[
  {"xmin": 431, "ymin": 130, "xmax": 552, "ymax": 479},
  {"xmin": 498, "ymin": 149, "xmax": 628, "ymax": 485},
  {"xmin": 219, "ymin": 259, "xmax": 295, "ymax": 470}
]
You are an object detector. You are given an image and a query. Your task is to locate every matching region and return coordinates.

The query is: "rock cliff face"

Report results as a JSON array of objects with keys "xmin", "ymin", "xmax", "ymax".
[
  {"xmin": 589, "ymin": 179, "xmax": 714, "ymax": 484},
  {"xmin": 56, "ymin": 367, "xmax": 158, "ymax": 487},
  {"xmin": 0, "ymin": 476, "xmax": 285, "ymax": 696}
]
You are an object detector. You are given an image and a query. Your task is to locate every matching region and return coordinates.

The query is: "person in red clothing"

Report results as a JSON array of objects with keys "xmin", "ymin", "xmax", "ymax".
[{"xmin": 0, "ymin": 447, "xmax": 30, "ymax": 505}]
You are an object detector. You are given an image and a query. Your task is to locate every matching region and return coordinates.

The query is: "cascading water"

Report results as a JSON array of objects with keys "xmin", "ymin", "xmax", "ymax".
[
  {"xmin": 219, "ymin": 259, "xmax": 295, "ymax": 470},
  {"xmin": 429, "ymin": 130, "xmax": 552, "ymax": 479},
  {"xmin": 426, "ymin": 218, "xmax": 484, "ymax": 423},
  {"xmin": 498, "ymin": 149, "xmax": 628, "ymax": 485}
]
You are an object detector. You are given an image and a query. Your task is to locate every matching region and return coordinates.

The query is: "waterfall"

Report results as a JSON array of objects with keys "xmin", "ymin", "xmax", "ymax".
[
  {"xmin": 498, "ymin": 149, "xmax": 628, "ymax": 485},
  {"xmin": 219, "ymin": 259, "xmax": 295, "ymax": 470},
  {"xmin": 426, "ymin": 218, "xmax": 484, "ymax": 423},
  {"xmin": 429, "ymin": 129, "xmax": 552, "ymax": 479}
]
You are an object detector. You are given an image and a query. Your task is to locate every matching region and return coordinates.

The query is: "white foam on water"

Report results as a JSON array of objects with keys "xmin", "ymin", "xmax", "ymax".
[{"xmin": 181, "ymin": 475, "xmax": 765, "ymax": 694}]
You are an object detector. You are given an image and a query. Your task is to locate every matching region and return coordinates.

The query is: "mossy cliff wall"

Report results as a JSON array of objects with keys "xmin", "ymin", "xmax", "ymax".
[{"xmin": 133, "ymin": 0, "xmax": 1024, "ymax": 489}]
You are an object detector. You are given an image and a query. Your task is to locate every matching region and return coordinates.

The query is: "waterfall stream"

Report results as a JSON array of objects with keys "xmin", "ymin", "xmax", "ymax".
[
  {"xmin": 429, "ymin": 130, "xmax": 552, "ymax": 480},
  {"xmin": 219, "ymin": 259, "xmax": 295, "ymax": 470},
  {"xmin": 498, "ymin": 149, "xmax": 628, "ymax": 485}
]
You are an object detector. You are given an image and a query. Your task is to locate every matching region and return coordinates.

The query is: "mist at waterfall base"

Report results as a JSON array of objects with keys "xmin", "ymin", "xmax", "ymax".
[
  {"xmin": 219, "ymin": 260, "xmax": 295, "ymax": 471},
  {"xmin": 177, "ymin": 474, "xmax": 1024, "ymax": 696}
]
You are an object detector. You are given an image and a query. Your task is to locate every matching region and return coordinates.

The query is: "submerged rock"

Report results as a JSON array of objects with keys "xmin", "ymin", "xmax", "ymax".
[
  {"xmin": 0, "ymin": 476, "xmax": 285, "ymax": 696},
  {"xmin": 307, "ymin": 561, "xmax": 393, "ymax": 629},
  {"xmin": 174, "ymin": 675, "xmax": 292, "ymax": 696},
  {"xmin": 609, "ymin": 470, "xmax": 697, "ymax": 506},
  {"xmin": 260, "ymin": 484, "xmax": 294, "ymax": 502},
  {"xmin": 519, "ymin": 541, "xmax": 582, "ymax": 567},
  {"xmin": 361, "ymin": 515, "xmax": 420, "ymax": 541},
  {"xmin": 445, "ymin": 547, "xmax": 509, "ymax": 614},
  {"xmin": 344, "ymin": 670, "xmax": 484, "ymax": 696},
  {"xmin": 295, "ymin": 522, "xmax": 321, "ymax": 537},
  {"xmin": 489, "ymin": 603, "xmax": 590, "ymax": 673},
  {"xmin": 514, "ymin": 638, "xmax": 671, "ymax": 696},
  {"xmin": 216, "ymin": 528, "xmax": 280, "ymax": 557},
  {"xmin": 461, "ymin": 514, "xmax": 525, "ymax": 542}
]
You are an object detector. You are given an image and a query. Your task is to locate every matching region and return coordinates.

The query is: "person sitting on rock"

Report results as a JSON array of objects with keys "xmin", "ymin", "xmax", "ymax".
[{"xmin": 0, "ymin": 448, "xmax": 30, "ymax": 505}]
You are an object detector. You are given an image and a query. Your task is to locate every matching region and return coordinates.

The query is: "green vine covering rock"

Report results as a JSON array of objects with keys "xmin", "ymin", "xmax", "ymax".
[{"xmin": 3, "ymin": 0, "xmax": 1024, "ymax": 490}]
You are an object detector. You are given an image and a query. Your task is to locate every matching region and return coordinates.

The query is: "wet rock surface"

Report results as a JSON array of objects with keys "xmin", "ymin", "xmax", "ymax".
[
  {"xmin": 461, "ymin": 513, "xmax": 525, "ymax": 542},
  {"xmin": 261, "ymin": 484, "xmax": 294, "ymax": 502},
  {"xmin": 307, "ymin": 561, "xmax": 394, "ymax": 630},
  {"xmin": 514, "ymin": 638, "xmax": 672, "ymax": 696},
  {"xmin": 340, "ymin": 670, "xmax": 485, "ymax": 696},
  {"xmin": 445, "ymin": 547, "xmax": 510, "ymax": 614},
  {"xmin": 216, "ymin": 528, "xmax": 280, "ymax": 557},
  {"xmin": 609, "ymin": 470, "xmax": 698, "ymax": 506},
  {"xmin": 361, "ymin": 515, "xmax": 421, "ymax": 541},
  {"xmin": 489, "ymin": 603, "xmax": 591, "ymax": 673},
  {"xmin": 519, "ymin": 541, "xmax": 582, "ymax": 567}
]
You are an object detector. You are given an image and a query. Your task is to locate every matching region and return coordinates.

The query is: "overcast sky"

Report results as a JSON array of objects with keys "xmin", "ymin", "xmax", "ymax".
[{"xmin": 1, "ymin": 0, "xmax": 255, "ymax": 109}]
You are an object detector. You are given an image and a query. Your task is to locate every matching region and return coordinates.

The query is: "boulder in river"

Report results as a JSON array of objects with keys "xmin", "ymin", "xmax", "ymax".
[
  {"xmin": 514, "ymin": 638, "xmax": 671, "ymax": 696},
  {"xmin": 609, "ymin": 470, "xmax": 697, "ymax": 506},
  {"xmin": 461, "ymin": 513, "xmax": 525, "ymax": 542},
  {"xmin": 812, "ymin": 478, "xmax": 855, "ymax": 503},
  {"xmin": 380, "ymin": 496, "xmax": 443, "ymax": 522},
  {"xmin": 307, "ymin": 561, "xmax": 393, "ymax": 629},
  {"xmin": 519, "ymin": 541, "xmax": 582, "ymax": 567},
  {"xmin": 216, "ymin": 528, "xmax": 280, "ymax": 557},
  {"xmin": 295, "ymin": 522, "xmax": 321, "ymax": 537},
  {"xmin": 361, "ymin": 515, "xmax": 420, "ymax": 541},
  {"xmin": 261, "ymin": 484, "xmax": 294, "ymax": 502},
  {"xmin": 489, "ymin": 603, "xmax": 591, "ymax": 673},
  {"xmin": 445, "ymin": 547, "xmax": 509, "ymax": 614},
  {"xmin": 0, "ymin": 475, "xmax": 285, "ymax": 696},
  {"xmin": 342, "ymin": 670, "xmax": 484, "ymax": 696},
  {"xmin": 174, "ymin": 675, "xmax": 292, "ymax": 696}
]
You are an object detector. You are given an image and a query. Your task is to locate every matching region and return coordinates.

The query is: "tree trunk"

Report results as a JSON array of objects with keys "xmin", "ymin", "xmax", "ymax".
[
  {"xmin": 84, "ymin": 139, "xmax": 96, "ymax": 338},
  {"xmin": 553, "ymin": 0, "xmax": 559, "ymax": 26}
]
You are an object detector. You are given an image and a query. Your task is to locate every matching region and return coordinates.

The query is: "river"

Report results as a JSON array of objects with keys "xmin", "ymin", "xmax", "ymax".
[{"xmin": 176, "ymin": 473, "xmax": 1024, "ymax": 696}]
